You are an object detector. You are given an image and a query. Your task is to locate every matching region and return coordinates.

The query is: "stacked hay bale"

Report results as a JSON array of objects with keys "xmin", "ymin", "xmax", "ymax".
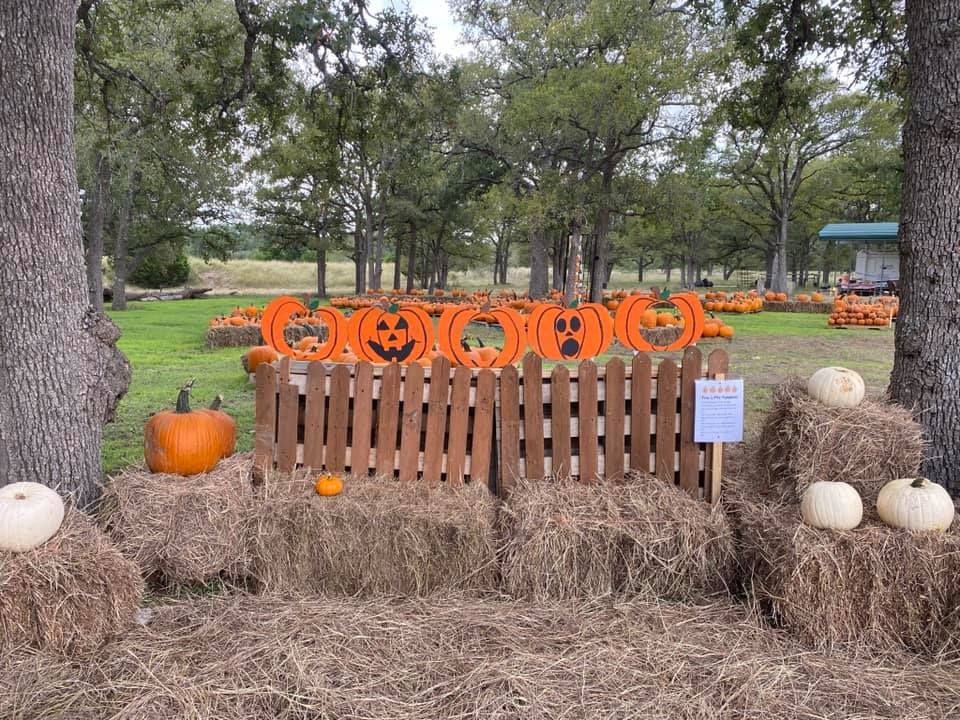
[
  {"xmin": 733, "ymin": 374, "xmax": 960, "ymax": 656},
  {"xmin": 762, "ymin": 300, "xmax": 834, "ymax": 313},
  {"xmin": 499, "ymin": 471, "xmax": 735, "ymax": 601},
  {"xmin": 205, "ymin": 324, "xmax": 315, "ymax": 349}
]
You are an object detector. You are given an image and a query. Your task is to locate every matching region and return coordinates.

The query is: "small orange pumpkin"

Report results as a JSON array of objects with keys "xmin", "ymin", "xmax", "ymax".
[
  {"xmin": 242, "ymin": 345, "xmax": 279, "ymax": 374},
  {"xmin": 314, "ymin": 474, "xmax": 344, "ymax": 496}
]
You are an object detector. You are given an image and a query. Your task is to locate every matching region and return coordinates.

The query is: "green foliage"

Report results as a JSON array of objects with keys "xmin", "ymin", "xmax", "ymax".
[{"xmin": 129, "ymin": 247, "xmax": 190, "ymax": 289}]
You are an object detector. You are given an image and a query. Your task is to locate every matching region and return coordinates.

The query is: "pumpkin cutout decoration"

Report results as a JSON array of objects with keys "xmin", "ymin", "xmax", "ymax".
[
  {"xmin": 876, "ymin": 477, "xmax": 955, "ymax": 532},
  {"xmin": 144, "ymin": 382, "xmax": 228, "ymax": 476},
  {"xmin": 0, "ymin": 482, "xmax": 65, "ymax": 553},
  {"xmin": 348, "ymin": 303, "xmax": 434, "ymax": 364},
  {"xmin": 438, "ymin": 305, "xmax": 526, "ymax": 368},
  {"xmin": 614, "ymin": 292, "xmax": 705, "ymax": 352},
  {"xmin": 315, "ymin": 474, "xmax": 344, "ymax": 496},
  {"xmin": 807, "ymin": 367, "xmax": 865, "ymax": 408},
  {"xmin": 800, "ymin": 481, "xmax": 863, "ymax": 530},
  {"xmin": 261, "ymin": 295, "xmax": 348, "ymax": 362},
  {"xmin": 526, "ymin": 302, "xmax": 614, "ymax": 360}
]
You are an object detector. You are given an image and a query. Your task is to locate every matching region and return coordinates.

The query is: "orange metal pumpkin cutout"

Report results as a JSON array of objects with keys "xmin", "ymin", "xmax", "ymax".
[
  {"xmin": 614, "ymin": 292, "xmax": 705, "ymax": 352},
  {"xmin": 437, "ymin": 305, "xmax": 526, "ymax": 368},
  {"xmin": 526, "ymin": 303, "xmax": 614, "ymax": 360},
  {"xmin": 348, "ymin": 303, "xmax": 434, "ymax": 364},
  {"xmin": 261, "ymin": 296, "xmax": 348, "ymax": 361}
]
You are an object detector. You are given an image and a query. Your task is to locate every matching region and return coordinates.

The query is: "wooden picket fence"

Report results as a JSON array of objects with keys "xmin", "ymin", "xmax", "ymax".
[{"xmin": 253, "ymin": 347, "xmax": 729, "ymax": 502}]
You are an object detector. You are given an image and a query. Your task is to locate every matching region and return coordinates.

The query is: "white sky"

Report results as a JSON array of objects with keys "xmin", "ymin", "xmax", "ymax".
[{"xmin": 369, "ymin": 0, "xmax": 468, "ymax": 58}]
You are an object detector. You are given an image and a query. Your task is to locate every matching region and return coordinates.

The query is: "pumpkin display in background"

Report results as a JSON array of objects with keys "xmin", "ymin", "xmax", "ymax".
[
  {"xmin": 0, "ymin": 482, "xmax": 65, "ymax": 553},
  {"xmin": 144, "ymin": 383, "xmax": 227, "ymax": 476},
  {"xmin": 526, "ymin": 302, "xmax": 614, "ymax": 360},
  {"xmin": 349, "ymin": 303, "xmax": 434, "ymax": 364},
  {"xmin": 807, "ymin": 367, "xmax": 865, "ymax": 408},
  {"xmin": 438, "ymin": 305, "xmax": 526, "ymax": 368},
  {"xmin": 261, "ymin": 296, "xmax": 348, "ymax": 361},
  {"xmin": 315, "ymin": 474, "xmax": 344, "ymax": 497},
  {"xmin": 242, "ymin": 345, "xmax": 279, "ymax": 374},
  {"xmin": 614, "ymin": 292, "xmax": 705, "ymax": 352},
  {"xmin": 876, "ymin": 478, "xmax": 955, "ymax": 532},
  {"xmin": 200, "ymin": 396, "xmax": 237, "ymax": 458},
  {"xmin": 800, "ymin": 481, "xmax": 863, "ymax": 530}
]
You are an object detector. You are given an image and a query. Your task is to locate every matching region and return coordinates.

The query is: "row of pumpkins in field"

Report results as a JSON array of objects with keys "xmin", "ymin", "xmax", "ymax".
[
  {"xmin": 827, "ymin": 295, "xmax": 898, "ymax": 327},
  {"xmin": 800, "ymin": 366, "xmax": 954, "ymax": 532}
]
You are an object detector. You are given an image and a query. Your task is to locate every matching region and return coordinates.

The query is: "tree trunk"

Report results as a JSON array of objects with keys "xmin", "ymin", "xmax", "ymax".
[
  {"xmin": 564, "ymin": 221, "xmax": 581, "ymax": 305},
  {"xmin": 589, "ymin": 200, "xmax": 611, "ymax": 303},
  {"xmin": 316, "ymin": 246, "xmax": 326, "ymax": 297},
  {"xmin": 405, "ymin": 231, "xmax": 416, "ymax": 294},
  {"xmin": 770, "ymin": 209, "xmax": 790, "ymax": 294},
  {"xmin": 890, "ymin": 0, "xmax": 960, "ymax": 496},
  {"xmin": 552, "ymin": 230, "xmax": 566, "ymax": 291},
  {"xmin": 528, "ymin": 224, "xmax": 549, "ymax": 299},
  {"xmin": 371, "ymin": 193, "xmax": 385, "ymax": 290},
  {"xmin": 353, "ymin": 211, "xmax": 367, "ymax": 295},
  {"xmin": 0, "ymin": 0, "xmax": 129, "ymax": 506},
  {"xmin": 111, "ymin": 165, "xmax": 138, "ymax": 311},
  {"xmin": 393, "ymin": 231, "xmax": 402, "ymax": 290},
  {"xmin": 85, "ymin": 147, "xmax": 110, "ymax": 310}
]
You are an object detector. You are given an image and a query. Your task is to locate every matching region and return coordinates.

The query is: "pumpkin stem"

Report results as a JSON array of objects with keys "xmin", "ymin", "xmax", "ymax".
[
  {"xmin": 911, "ymin": 477, "xmax": 927, "ymax": 488},
  {"xmin": 175, "ymin": 380, "xmax": 195, "ymax": 414},
  {"xmin": 209, "ymin": 395, "xmax": 223, "ymax": 411},
  {"xmin": 476, "ymin": 336, "xmax": 485, "ymax": 347}
]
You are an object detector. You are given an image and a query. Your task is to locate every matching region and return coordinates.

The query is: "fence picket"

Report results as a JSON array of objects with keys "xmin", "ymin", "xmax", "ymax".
[
  {"xmin": 679, "ymin": 347, "xmax": 703, "ymax": 498},
  {"xmin": 398, "ymin": 363, "xmax": 425, "ymax": 481},
  {"xmin": 470, "ymin": 369, "xmax": 497, "ymax": 486},
  {"xmin": 578, "ymin": 361, "xmax": 599, "ymax": 482},
  {"xmin": 446, "ymin": 366, "xmax": 472, "ymax": 484},
  {"xmin": 655, "ymin": 359, "xmax": 678, "ymax": 484},
  {"xmin": 422, "ymin": 356, "xmax": 451, "ymax": 483},
  {"xmin": 522, "ymin": 354, "xmax": 545, "ymax": 480},
  {"xmin": 550, "ymin": 365, "xmax": 571, "ymax": 480},
  {"xmin": 350, "ymin": 362, "xmax": 375, "ymax": 476},
  {"xmin": 499, "ymin": 364, "xmax": 521, "ymax": 497},
  {"xmin": 604, "ymin": 357, "xmax": 626, "ymax": 481},
  {"xmin": 302, "ymin": 362, "xmax": 326, "ymax": 471},
  {"xmin": 704, "ymin": 349, "xmax": 730, "ymax": 504},
  {"xmin": 276, "ymin": 382, "xmax": 300, "ymax": 473},
  {"xmin": 326, "ymin": 365, "xmax": 351, "ymax": 472},
  {"xmin": 253, "ymin": 364, "xmax": 278, "ymax": 478},
  {"xmin": 630, "ymin": 354, "xmax": 652, "ymax": 473},
  {"xmin": 375, "ymin": 363, "xmax": 401, "ymax": 476}
]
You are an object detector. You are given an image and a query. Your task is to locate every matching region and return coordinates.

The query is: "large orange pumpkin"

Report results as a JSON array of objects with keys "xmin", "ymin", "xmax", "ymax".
[
  {"xmin": 260, "ymin": 296, "xmax": 348, "ymax": 361},
  {"xmin": 526, "ymin": 303, "xmax": 614, "ymax": 360},
  {"xmin": 614, "ymin": 293, "xmax": 705, "ymax": 352},
  {"xmin": 242, "ymin": 345, "xmax": 279, "ymax": 374},
  {"xmin": 348, "ymin": 303, "xmax": 434, "ymax": 364},
  {"xmin": 144, "ymin": 384, "xmax": 227, "ymax": 475},
  {"xmin": 437, "ymin": 305, "xmax": 526, "ymax": 368}
]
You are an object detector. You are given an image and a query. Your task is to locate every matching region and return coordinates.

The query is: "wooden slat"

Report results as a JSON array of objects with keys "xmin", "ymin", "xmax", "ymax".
[
  {"xmin": 679, "ymin": 346, "xmax": 703, "ymax": 498},
  {"xmin": 470, "ymin": 369, "xmax": 497, "ymax": 486},
  {"xmin": 278, "ymin": 355, "xmax": 291, "ymax": 384},
  {"xmin": 551, "ymin": 365, "xmax": 571, "ymax": 480},
  {"xmin": 499, "ymin": 364, "xmax": 522, "ymax": 497},
  {"xmin": 446, "ymin": 365, "xmax": 472, "ymax": 484},
  {"xmin": 276, "ymin": 382, "xmax": 300, "ymax": 473},
  {"xmin": 630, "ymin": 354, "xmax": 652, "ymax": 473},
  {"xmin": 301, "ymin": 362, "xmax": 326, "ymax": 470},
  {"xmin": 578, "ymin": 360, "xmax": 599, "ymax": 483},
  {"xmin": 398, "ymin": 363, "xmax": 425, "ymax": 481},
  {"xmin": 604, "ymin": 357, "xmax": 626, "ymax": 481},
  {"xmin": 656, "ymin": 359, "xmax": 679, "ymax": 484},
  {"xmin": 349, "ymin": 362, "xmax": 375, "ymax": 476},
  {"xmin": 326, "ymin": 365, "xmax": 351, "ymax": 472},
  {"xmin": 253, "ymin": 364, "xmax": 278, "ymax": 478},
  {"xmin": 375, "ymin": 363, "xmax": 402, "ymax": 476},
  {"xmin": 522, "ymin": 354, "xmax": 545, "ymax": 479},
  {"xmin": 422, "ymin": 356, "xmax": 451, "ymax": 483},
  {"xmin": 704, "ymin": 349, "xmax": 730, "ymax": 504}
]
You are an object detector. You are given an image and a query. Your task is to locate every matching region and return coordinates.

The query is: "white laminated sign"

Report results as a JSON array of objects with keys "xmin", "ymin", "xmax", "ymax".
[{"xmin": 693, "ymin": 378, "xmax": 744, "ymax": 443}]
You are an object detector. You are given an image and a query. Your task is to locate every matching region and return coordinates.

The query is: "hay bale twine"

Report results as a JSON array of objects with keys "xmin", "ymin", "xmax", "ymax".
[
  {"xmin": 0, "ymin": 508, "xmax": 143, "ymax": 656},
  {"xmin": 100, "ymin": 454, "xmax": 258, "ymax": 586},
  {"xmin": 727, "ymin": 470, "xmax": 960, "ymax": 658},
  {"xmin": 253, "ymin": 472, "xmax": 499, "ymax": 596},
  {"xmin": 499, "ymin": 472, "xmax": 735, "ymax": 601},
  {"xmin": 756, "ymin": 377, "xmax": 924, "ymax": 504}
]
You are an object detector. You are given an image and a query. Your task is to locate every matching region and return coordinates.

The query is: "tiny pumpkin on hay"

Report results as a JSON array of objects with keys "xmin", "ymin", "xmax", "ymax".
[
  {"xmin": 315, "ymin": 474, "xmax": 344, "ymax": 497},
  {"xmin": 0, "ymin": 482, "xmax": 65, "ymax": 553},
  {"xmin": 144, "ymin": 381, "xmax": 228, "ymax": 476}
]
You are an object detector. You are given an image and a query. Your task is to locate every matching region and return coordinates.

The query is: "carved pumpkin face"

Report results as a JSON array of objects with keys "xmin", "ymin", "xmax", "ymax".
[
  {"xmin": 526, "ymin": 303, "xmax": 613, "ymax": 360},
  {"xmin": 437, "ymin": 305, "xmax": 526, "ymax": 368},
  {"xmin": 348, "ymin": 304, "xmax": 434, "ymax": 364},
  {"xmin": 614, "ymin": 292, "xmax": 705, "ymax": 352},
  {"xmin": 261, "ymin": 296, "xmax": 348, "ymax": 361}
]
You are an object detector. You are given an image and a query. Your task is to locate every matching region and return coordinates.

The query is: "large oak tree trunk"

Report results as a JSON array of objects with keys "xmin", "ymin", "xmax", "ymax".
[
  {"xmin": 316, "ymin": 246, "xmax": 327, "ymax": 298},
  {"xmin": 84, "ymin": 148, "xmax": 110, "ymax": 310},
  {"xmin": 890, "ymin": 0, "xmax": 960, "ymax": 496},
  {"xmin": 110, "ymin": 166, "xmax": 137, "ymax": 311},
  {"xmin": 528, "ymin": 224, "xmax": 549, "ymax": 299},
  {"xmin": 0, "ymin": 0, "xmax": 129, "ymax": 507}
]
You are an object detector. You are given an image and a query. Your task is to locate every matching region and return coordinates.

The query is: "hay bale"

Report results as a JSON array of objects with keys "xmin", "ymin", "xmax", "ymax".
[
  {"xmin": 101, "ymin": 454, "xmax": 258, "ymax": 585},
  {"xmin": 727, "ymin": 470, "xmax": 960, "ymax": 658},
  {"xmin": 205, "ymin": 324, "xmax": 315, "ymax": 349},
  {"xmin": 499, "ymin": 472, "xmax": 735, "ymax": 601},
  {"xmin": 0, "ymin": 508, "xmax": 143, "ymax": 656},
  {"xmin": 3, "ymin": 593, "xmax": 959, "ymax": 719},
  {"xmin": 253, "ymin": 472, "xmax": 499, "ymax": 596},
  {"xmin": 756, "ymin": 378, "xmax": 924, "ymax": 504},
  {"xmin": 763, "ymin": 300, "xmax": 834, "ymax": 313}
]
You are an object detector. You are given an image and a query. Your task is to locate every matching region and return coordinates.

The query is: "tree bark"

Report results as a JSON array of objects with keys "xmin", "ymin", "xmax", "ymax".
[
  {"xmin": 528, "ymin": 224, "xmax": 549, "ymax": 299},
  {"xmin": 770, "ymin": 207, "xmax": 790, "ymax": 294},
  {"xmin": 0, "ymin": 0, "xmax": 129, "ymax": 506},
  {"xmin": 353, "ymin": 210, "xmax": 367, "ymax": 295},
  {"xmin": 316, "ymin": 246, "xmax": 327, "ymax": 298},
  {"xmin": 85, "ymin": 147, "xmax": 110, "ymax": 310},
  {"xmin": 111, "ymin": 165, "xmax": 137, "ymax": 311},
  {"xmin": 890, "ymin": 0, "xmax": 960, "ymax": 496},
  {"xmin": 405, "ymin": 231, "xmax": 416, "ymax": 294}
]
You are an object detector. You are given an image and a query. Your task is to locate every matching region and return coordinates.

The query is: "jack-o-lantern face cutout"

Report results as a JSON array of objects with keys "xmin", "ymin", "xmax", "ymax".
[
  {"xmin": 527, "ymin": 303, "xmax": 614, "ymax": 360},
  {"xmin": 614, "ymin": 292, "xmax": 705, "ymax": 352},
  {"xmin": 438, "ymin": 305, "xmax": 526, "ymax": 368},
  {"xmin": 348, "ymin": 304, "xmax": 434, "ymax": 364},
  {"xmin": 261, "ymin": 296, "xmax": 348, "ymax": 361}
]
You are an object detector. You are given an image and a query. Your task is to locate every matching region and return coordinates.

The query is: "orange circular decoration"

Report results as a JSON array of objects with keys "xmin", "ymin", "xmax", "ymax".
[
  {"xmin": 348, "ymin": 303, "xmax": 434, "ymax": 364},
  {"xmin": 437, "ymin": 305, "xmax": 526, "ymax": 368},
  {"xmin": 526, "ymin": 303, "xmax": 614, "ymax": 360},
  {"xmin": 260, "ymin": 296, "xmax": 349, "ymax": 361},
  {"xmin": 614, "ymin": 292, "xmax": 705, "ymax": 352}
]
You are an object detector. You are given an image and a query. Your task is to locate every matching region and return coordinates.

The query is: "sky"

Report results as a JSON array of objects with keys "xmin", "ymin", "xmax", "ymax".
[{"xmin": 369, "ymin": 0, "xmax": 468, "ymax": 58}]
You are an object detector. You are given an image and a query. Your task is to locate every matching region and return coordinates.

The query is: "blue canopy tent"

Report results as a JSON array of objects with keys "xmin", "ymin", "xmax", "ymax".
[
  {"xmin": 818, "ymin": 222, "xmax": 899, "ymax": 293},
  {"xmin": 818, "ymin": 222, "xmax": 899, "ymax": 243}
]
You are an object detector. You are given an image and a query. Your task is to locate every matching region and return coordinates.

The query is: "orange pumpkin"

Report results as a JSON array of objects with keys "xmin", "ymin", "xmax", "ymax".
[
  {"xmin": 348, "ymin": 303, "xmax": 434, "ymax": 364},
  {"xmin": 437, "ymin": 305, "xmax": 526, "ymax": 368},
  {"xmin": 718, "ymin": 325, "xmax": 734, "ymax": 338},
  {"xmin": 613, "ymin": 293, "xmax": 705, "ymax": 352},
  {"xmin": 526, "ymin": 303, "xmax": 614, "ymax": 360},
  {"xmin": 702, "ymin": 321, "xmax": 720, "ymax": 338},
  {"xmin": 261, "ymin": 296, "xmax": 348, "ymax": 361},
  {"xmin": 242, "ymin": 345, "xmax": 279, "ymax": 374},
  {"xmin": 143, "ymin": 384, "xmax": 226, "ymax": 476}
]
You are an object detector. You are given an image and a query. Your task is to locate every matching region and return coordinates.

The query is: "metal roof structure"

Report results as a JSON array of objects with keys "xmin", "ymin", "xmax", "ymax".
[{"xmin": 818, "ymin": 222, "xmax": 899, "ymax": 243}]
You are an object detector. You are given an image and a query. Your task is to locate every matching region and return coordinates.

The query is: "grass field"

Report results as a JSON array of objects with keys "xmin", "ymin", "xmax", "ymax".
[{"xmin": 103, "ymin": 297, "xmax": 894, "ymax": 474}]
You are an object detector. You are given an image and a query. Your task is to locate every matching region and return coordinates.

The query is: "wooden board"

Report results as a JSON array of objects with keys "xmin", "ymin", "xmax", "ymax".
[
  {"xmin": 604, "ymin": 357, "xmax": 626, "ymax": 481},
  {"xmin": 350, "ymin": 362, "xmax": 375, "ymax": 476},
  {"xmin": 630, "ymin": 354, "xmax": 652, "ymax": 473},
  {"xmin": 679, "ymin": 346, "xmax": 703, "ymax": 498},
  {"xmin": 704, "ymin": 349, "xmax": 730, "ymax": 504},
  {"xmin": 655, "ymin": 358, "xmax": 678, "ymax": 484},
  {"xmin": 522, "ymin": 354, "xmax": 545, "ymax": 480},
  {"xmin": 551, "ymin": 365, "xmax": 572, "ymax": 480},
  {"xmin": 398, "ymin": 362, "xmax": 425, "ymax": 481},
  {"xmin": 446, "ymin": 365, "xmax": 472, "ymax": 484},
  {"xmin": 375, "ymin": 363, "xmax": 401, "ymax": 476},
  {"xmin": 253, "ymin": 364, "xmax": 278, "ymax": 478},
  {"xmin": 578, "ymin": 361, "xmax": 599, "ymax": 483},
  {"xmin": 470, "ymin": 369, "xmax": 496, "ymax": 486},
  {"xmin": 326, "ymin": 365, "xmax": 351, "ymax": 472},
  {"xmin": 276, "ymin": 382, "xmax": 300, "ymax": 473},
  {"xmin": 499, "ymin": 364, "xmax": 522, "ymax": 497},
  {"xmin": 421, "ymin": 356, "xmax": 451, "ymax": 483}
]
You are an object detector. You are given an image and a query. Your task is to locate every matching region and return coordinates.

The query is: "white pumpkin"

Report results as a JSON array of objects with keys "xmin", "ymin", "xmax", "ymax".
[
  {"xmin": 800, "ymin": 481, "xmax": 863, "ymax": 530},
  {"xmin": 876, "ymin": 478, "xmax": 955, "ymax": 532},
  {"xmin": 0, "ymin": 482, "xmax": 65, "ymax": 553},
  {"xmin": 807, "ymin": 367, "xmax": 866, "ymax": 408}
]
